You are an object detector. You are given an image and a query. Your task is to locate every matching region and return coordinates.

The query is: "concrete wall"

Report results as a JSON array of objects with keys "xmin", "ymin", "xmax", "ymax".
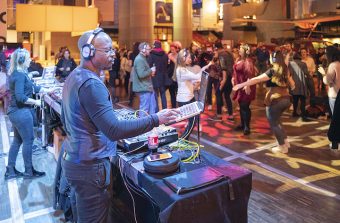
[
  {"xmin": 223, "ymin": 0, "xmax": 294, "ymax": 45},
  {"xmin": 311, "ymin": 0, "xmax": 340, "ymax": 14},
  {"xmin": 256, "ymin": 0, "xmax": 294, "ymax": 43}
]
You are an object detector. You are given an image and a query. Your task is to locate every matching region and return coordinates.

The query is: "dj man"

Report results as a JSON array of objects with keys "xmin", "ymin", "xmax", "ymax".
[{"xmin": 61, "ymin": 28, "xmax": 179, "ymax": 222}]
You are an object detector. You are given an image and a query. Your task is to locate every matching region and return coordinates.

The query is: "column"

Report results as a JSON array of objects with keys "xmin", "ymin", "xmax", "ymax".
[
  {"xmin": 118, "ymin": 0, "xmax": 130, "ymax": 48},
  {"xmin": 129, "ymin": 0, "xmax": 153, "ymax": 47},
  {"xmin": 173, "ymin": 0, "xmax": 192, "ymax": 48}
]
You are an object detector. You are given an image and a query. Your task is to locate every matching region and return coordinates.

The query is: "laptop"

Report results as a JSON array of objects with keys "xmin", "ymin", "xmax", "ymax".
[
  {"xmin": 175, "ymin": 70, "xmax": 209, "ymax": 122},
  {"xmin": 163, "ymin": 166, "xmax": 225, "ymax": 195},
  {"xmin": 42, "ymin": 66, "xmax": 56, "ymax": 79}
]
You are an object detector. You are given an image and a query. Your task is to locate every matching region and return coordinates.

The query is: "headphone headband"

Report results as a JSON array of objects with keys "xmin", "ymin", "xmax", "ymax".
[{"xmin": 86, "ymin": 27, "xmax": 104, "ymax": 45}]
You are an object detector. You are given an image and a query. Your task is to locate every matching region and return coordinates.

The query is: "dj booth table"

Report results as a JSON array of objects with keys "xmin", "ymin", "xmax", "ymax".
[
  {"xmin": 41, "ymin": 92, "xmax": 252, "ymax": 223},
  {"xmin": 113, "ymin": 150, "xmax": 252, "ymax": 223}
]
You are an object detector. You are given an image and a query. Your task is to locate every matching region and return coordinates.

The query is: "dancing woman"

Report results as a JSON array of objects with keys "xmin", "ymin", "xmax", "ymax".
[{"xmin": 233, "ymin": 51, "xmax": 295, "ymax": 153}]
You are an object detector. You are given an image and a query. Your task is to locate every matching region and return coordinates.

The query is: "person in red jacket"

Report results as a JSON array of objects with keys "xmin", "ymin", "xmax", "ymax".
[{"xmin": 232, "ymin": 44, "xmax": 256, "ymax": 135}]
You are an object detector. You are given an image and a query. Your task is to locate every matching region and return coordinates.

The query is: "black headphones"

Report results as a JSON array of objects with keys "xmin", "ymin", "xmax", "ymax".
[
  {"xmin": 81, "ymin": 27, "xmax": 104, "ymax": 60},
  {"xmin": 17, "ymin": 48, "xmax": 26, "ymax": 65}
]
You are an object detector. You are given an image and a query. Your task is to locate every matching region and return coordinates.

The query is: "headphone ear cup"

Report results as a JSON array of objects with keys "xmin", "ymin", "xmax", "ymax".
[
  {"xmin": 82, "ymin": 44, "xmax": 95, "ymax": 60},
  {"xmin": 18, "ymin": 56, "xmax": 25, "ymax": 64},
  {"xmin": 142, "ymin": 43, "xmax": 147, "ymax": 53}
]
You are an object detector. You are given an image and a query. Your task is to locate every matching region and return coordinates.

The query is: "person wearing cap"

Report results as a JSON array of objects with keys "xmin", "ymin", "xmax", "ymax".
[{"xmin": 147, "ymin": 40, "xmax": 169, "ymax": 111}]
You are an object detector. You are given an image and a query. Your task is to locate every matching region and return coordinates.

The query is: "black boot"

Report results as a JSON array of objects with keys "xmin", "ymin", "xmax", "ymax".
[
  {"xmin": 4, "ymin": 166, "xmax": 24, "ymax": 180},
  {"xmin": 243, "ymin": 127, "xmax": 251, "ymax": 135},
  {"xmin": 23, "ymin": 167, "xmax": 46, "ymax": 179}
]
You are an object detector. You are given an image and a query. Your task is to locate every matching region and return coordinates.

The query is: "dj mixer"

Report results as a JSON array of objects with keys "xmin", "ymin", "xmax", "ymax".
[{"xmin": 114, "ymin": 108, "xmax": 178, "ymax": 151}]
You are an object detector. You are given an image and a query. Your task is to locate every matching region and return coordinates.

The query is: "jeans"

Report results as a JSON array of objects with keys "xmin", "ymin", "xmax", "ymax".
[
  {"xmin": 224, "ymin": 77, "xmax": 233, "ymax": 116},
  {"xmin": 62, "ymin": 158, "xmax": 112, "ymax": 223},
  {"xmin": 154, "ymin": 87, "xmax": 167, "ymax": 112},
  {"xmin": 138, "ymin": 91, "xmax": 157, "ymax": 117},
  {"xmin": 7, "ymin": 108, "xmax": 35, "ymax": 169},
  {"xmin": 292, "ymin": 95, "xmax": 306, "ymax": 117},
  {"xmin": 306, "ymin": 75, "xmax": 315, "ymax": 98},
  {"xmin": 124, "ymin": 72, "xmax": 130, "ymax": 95},
  {"xmin": 206, "ymin": 77, "xmax": 214, "ymax": 105},
  {"xmin": 129, "ymin": 82, "xmax": 135, "ymax": 105},
  {"xmin": 239, "ymin": 101, "xmax": 251, "ymax": 130},
  {"xmin": 266, "ymin": 98, "xmax": 291, "ymax": 145},
  {"xmin": 329, "ymin": 97, "xmax": 336, "ymax": 115},
  {"xmin": 168, "ymin": 82, "xmax": 178, "ymax": 108},
  {"xmin": 178, "ymin": 98, "xmax": 197, "ymax": 139}
]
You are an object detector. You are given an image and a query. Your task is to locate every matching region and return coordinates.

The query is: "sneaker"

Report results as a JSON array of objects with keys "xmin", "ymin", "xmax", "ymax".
[
  {"xmin": 227, "ymin": 115, "xmax": 234, "ymax": 121},
  {"xmin": 330, "ymin": 142, "xmax": 339, "ymax": 150},
  {"xmin": 234, "ymin": 125, "xmax": 244, "ymax": 131},
  {"xmin": 208, "ymin": 114, "xmax": 222, "ymax": 121},
  {"xmin": 4, "ymin": 167, "xmax": 24, "ymax": 180},
  {"xmin": 243, "ymin": 128, "xmax": 251, "ymax": 135},
  {"xmin": 271, "ymin": 145, "xmax": 288, "ymax": 154},
  {"xmin": 207, "ymin": 105, "xmax": 212, "ymax": 111},
  {"xmin": 23, "ymin": 167, "xmax": 46, "ymax": 179},
  {"xmin": 301, "ymin": 117, "xmax": 311, "ymax": 122},
  {"xmin": 284, "ymin": 139, "xmax": 291, "ymax": 148}
]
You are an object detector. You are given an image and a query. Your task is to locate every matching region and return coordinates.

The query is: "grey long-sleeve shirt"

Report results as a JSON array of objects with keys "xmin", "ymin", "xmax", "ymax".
[{"xmin": 61, "ymin": 67, "xmax": 159, "ymax": 161}]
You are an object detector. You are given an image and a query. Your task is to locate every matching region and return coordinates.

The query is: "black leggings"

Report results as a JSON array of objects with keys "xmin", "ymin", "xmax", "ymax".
[
  {"xmin": 178, "ymin": 98, "xmax": 198, "ymax": 139},
  {"xmin": 239, "ymin": 101, "xmax": 251, "ymax": 130}
]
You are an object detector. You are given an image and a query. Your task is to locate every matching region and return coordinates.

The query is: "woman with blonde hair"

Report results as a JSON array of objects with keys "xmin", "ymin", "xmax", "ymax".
[
  {"xmin": 176, "ymin": 48, "xmax": 211, "ymax": 139},
  {"xmin": 233, "ymin": 51, "xmax": 295, "ymax": 153},
  {"xmin": 5, "ymin": 48, "xmax": 52, "ymax": 180}
]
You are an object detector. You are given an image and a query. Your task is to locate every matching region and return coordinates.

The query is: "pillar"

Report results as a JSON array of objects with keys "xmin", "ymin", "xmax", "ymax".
[
  {"xmin": 173, "ymin": 0, "xmax": 192, "ymax": 48},
  {"xmin": 129, "ymin": 0, "xmax": 153, "ymax": 47},
  {"xmin": 118, "ymin": 0, "xmax": 130, "ymax": 48}
]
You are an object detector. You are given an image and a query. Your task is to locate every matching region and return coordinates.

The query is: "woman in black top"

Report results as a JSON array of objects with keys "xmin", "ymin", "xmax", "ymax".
[
  {"xmin": 55, "ymin": 49, "xmax": 77, "ymax": 82},
  {"xmin": 5, "ymin": 48, "xmax": 52, "ymax": 180},
  {"xmin": 233, "ymin": 51, "xmax": 295, "ymax": 154}
]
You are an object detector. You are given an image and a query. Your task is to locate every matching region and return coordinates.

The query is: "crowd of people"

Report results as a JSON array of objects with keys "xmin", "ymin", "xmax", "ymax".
[{"xmin": 106, "ymin": 39, "xmax": 339, "ymax": 153}]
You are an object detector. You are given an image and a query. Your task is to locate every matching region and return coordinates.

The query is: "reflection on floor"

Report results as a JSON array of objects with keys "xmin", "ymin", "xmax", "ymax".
[{"xmin": 0, "ymin": 86, "xmax": 339, "ymax": 223}]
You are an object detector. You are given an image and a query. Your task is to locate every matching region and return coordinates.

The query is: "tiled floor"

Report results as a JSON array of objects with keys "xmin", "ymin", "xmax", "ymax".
[{"xmin": 0, "ymin": 85, "xmax": 339, "ymax": 223}]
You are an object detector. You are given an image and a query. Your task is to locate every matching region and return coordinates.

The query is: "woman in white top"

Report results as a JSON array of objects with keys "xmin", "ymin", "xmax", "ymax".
[
  {"xmin": 318, "ymin": 45, "xmax": 340, "ymax": 114},
  {"xmin": 176, "ymin": 48, "xmax": 211, "ymax": 139}
]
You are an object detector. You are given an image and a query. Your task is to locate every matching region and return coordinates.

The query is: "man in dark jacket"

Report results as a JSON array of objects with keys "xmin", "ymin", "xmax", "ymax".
[{"xmin": 148, "ymin": 40, "xmax": 169, "ymax": 111}]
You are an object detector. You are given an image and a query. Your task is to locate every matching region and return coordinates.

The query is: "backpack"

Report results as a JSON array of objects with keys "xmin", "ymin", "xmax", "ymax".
[{"xmin": 306, "ymin": 104, "xmax": 327, "ymax": 118}]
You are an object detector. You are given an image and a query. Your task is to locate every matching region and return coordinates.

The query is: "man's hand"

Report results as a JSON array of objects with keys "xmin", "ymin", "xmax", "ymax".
[
  {"xmin": 156, "ymin": 109, "xmax": 181, "ymax": 125},
  {"xmin": 34, "ymin": 99, "xmax": 41, "ymax": 107}
]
